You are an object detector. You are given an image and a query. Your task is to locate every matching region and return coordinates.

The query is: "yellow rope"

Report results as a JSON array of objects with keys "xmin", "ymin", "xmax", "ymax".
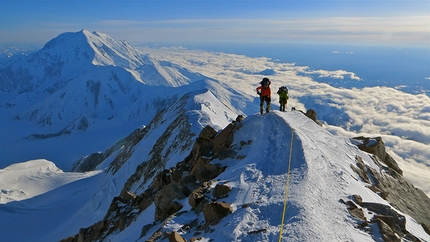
[{"xmin": 278, "ymin": 129, "xmax": 295, "ymax": 242}]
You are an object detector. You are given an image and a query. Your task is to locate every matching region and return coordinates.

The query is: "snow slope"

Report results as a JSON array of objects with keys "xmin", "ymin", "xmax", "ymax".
[
  {"xmin": 0, "ymin": 159, "xmax": 105, "ymax": 242},
  {"xmin": 0, "ymin": 159, "xmax": 101, "ymax": 204}
]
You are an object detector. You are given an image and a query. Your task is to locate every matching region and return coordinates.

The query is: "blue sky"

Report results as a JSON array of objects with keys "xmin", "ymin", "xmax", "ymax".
[{"xmin": 0, "ymin": 0, "xmax": 429, "ymax": 48}]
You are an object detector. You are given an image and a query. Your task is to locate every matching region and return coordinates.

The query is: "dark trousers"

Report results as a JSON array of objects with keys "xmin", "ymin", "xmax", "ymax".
[
  {"xmin": 279, "ymin": 98, "xmax": 287, "ymax": 112},
  {"xmin": 260, "ymin": 96, "xmax": 271, "ymax": 114}
]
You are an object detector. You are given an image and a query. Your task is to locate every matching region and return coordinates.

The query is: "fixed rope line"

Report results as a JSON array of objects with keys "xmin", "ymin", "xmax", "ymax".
[{"xmin": 278, "ymin": 128, "xmax": 295, "ymax": 242}]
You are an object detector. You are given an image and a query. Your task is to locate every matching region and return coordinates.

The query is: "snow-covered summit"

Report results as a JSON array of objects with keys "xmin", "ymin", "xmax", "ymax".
[
  {"xmin": 43, "ymin": 29, "xmax": 144, "ymax": 69},
  {"xmin": 0, "ymin": 29, "xmax": 208, "ymax": 96},
  {"xmin": 0, "ymin": 30, "xmax": 141, "ymax": 94}
]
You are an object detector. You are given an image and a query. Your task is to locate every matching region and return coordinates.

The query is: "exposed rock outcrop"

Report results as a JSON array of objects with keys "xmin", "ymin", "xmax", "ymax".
[
  {"xmin": 350, "ymin": 153, "xmax": 430, "ymax": 238},
  {"xmin": 164, "ymin": 231, "xmax": 187, "ymax": 242},
  {"xmin": 292, "ymin": 108, "xmax": 322, "ymax": 126},
  {"xmin": 353, "ymin": 136, "xmax": 402, "ymax": 175},
  {"xmin": 343, "ymin": 195, "xmax": 423, "ymax": 242},
  {"xmin": 212, "ymin": 184, "xmax": 232, "ymax": 199},
  {"xmin": 304, "ymin": 109, "xmax": 322, "ymax": 126},
  {"xmin": 352, "ymin": 138, "xmax": 430, "ymax": 231},
  {"xmin": 61, "ymin": 116, "xmax": 241, "ymax": 242},
  {"xmin": 202, "ymin": 201, "xmax": 233, "ymax": 225}
]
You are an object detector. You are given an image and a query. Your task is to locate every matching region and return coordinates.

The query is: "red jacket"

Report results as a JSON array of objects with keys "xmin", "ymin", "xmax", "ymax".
[{"xmin": 256, "ymin": 86, "xmax": 271, "ymax": 97}]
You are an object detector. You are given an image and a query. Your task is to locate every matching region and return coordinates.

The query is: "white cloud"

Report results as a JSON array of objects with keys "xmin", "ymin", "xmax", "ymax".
[
  {"xmin": 325, "ymin": 87, "xmax": 430, "ymax": 143},
  {"xmin": 302, "ymin": 69, "xmax": 362, "ymax": 80}
]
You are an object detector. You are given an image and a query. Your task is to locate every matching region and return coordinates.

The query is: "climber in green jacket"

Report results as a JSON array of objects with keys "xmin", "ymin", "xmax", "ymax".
[{"xmin": 277, "ymin": 86, "xmax": 289, "ymax": 112}]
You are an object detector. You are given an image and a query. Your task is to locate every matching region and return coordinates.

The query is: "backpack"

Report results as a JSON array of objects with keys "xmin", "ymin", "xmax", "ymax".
[{"xmin": 278, "ymin": 86, "xmax": 288, "ymax": 94}]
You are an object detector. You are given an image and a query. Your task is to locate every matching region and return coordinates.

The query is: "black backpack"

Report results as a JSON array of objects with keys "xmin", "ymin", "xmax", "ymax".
[{"xmin": 278, "ymin": 86, "xmax": 288, "ymax": 94}]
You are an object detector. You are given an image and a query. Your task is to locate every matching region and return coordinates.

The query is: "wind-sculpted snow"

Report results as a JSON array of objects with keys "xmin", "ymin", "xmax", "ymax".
[
  {"xmin": 0, "ymin": 87, "xmax": 240, "ymax": 242},
  {"xmin": 0, "ymin": 30, "xmax": 233, "ymax": 170},
  {"xmin": 137, "ymin": 55, "xmax": 207, "ymax": 87}
]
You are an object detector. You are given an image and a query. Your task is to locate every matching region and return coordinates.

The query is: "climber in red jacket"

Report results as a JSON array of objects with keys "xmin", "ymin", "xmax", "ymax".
[{"xmin": 256, "ymin": 77, "xmax": 271, "ymax": 114}]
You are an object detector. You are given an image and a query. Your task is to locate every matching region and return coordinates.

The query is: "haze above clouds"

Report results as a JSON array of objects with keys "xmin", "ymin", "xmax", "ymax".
[{"xmin": 0, "ymin": 0, "xmax": 429, "ymax": 47}]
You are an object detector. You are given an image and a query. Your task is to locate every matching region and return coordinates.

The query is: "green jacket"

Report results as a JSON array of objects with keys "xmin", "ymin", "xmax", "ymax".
[{"xmin": 277, "ymin": 89, "xmax": 289, "ymax": 100}]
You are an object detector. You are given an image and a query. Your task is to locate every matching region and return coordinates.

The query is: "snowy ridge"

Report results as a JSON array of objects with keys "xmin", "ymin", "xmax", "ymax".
[
  {"xmin": 138, "ymin": 46, "xmax": 430, "ymax": 198},
  {"xmin": 137, "ymin": 55, "xmax": 208, "ymax": 87},
  {"xmin": 78, "ymin": 110, "xmax": 429, "ymax": 242}
]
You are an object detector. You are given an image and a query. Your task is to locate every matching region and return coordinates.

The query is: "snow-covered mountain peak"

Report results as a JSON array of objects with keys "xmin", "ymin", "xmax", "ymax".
[
  {"xmin": 42, "ymin": 29, "xmax": 89, "ymax": 50},
  {"xmin": 41, "ymin": 29, "xmax": 144, "ymax": 69},
  {"xmin": 0, "ymin": 30, "xmax": 146, "ymax": 95}
]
